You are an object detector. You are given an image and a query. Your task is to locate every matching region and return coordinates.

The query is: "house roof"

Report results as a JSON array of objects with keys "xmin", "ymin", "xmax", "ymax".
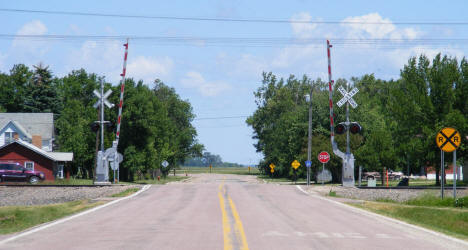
[
  {"xmin": 10, "ymin": 120, "xmax": 32, "ymax": 139},
  {"xmin": 0, "ymin": 113, "xmax": 54, "ymax": 139},
  {"xmin": 0, "ymin": 140, "xmax": 73, "ymax": 162}
]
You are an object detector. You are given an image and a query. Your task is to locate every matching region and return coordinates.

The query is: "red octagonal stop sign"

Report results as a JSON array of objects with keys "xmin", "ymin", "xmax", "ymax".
[{"xmin": 318, "ymin": 151, "xmax": 330, "ymax": 164}]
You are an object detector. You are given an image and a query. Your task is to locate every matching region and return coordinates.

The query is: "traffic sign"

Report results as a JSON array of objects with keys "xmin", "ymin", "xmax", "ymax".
[
  {"xmin": 269, "ymin": 163, "xmax": 275, "ymax": 169},
  {"xmin": 291, "ymin": 160, "xmax": 300, "ymax": 170},
  {"xmin": 337, "ymin": 86, "xmax": 358, "ymax": 108},
  {"xmin": 436, "ymin": 127, "xmax": 461, "ymax": 152},
  {"xmin": 162, "ymin": 160, "xmax": 169, "ymax": 168},
  {"xmin": 305, "ymin": 160, "xmax": 312, "ymax": 168},
  {"xmin": 93, "ymin": 89, "xmax": 114, "ymax": 109},
  {"xmin": 318, "ymin": 151, "xmax": 330, "ymax": 164}
]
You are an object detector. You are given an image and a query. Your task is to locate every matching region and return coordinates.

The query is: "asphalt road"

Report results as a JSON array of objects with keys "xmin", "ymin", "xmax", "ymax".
[{"xmin": 1, "ymin": 174, "xmax": 467, "ymax": 250}]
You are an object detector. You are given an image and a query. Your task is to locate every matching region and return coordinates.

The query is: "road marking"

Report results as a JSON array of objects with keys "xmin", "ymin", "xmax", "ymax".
[
  {"xmin": 218, "ymin": 181, "xmax": 249, "ymax": 250},
  {"xmin": 228, "ymin": 197, "xmax": 249, "ymax": 250},
  {"xmin": 0, "ymin": 184, "xmax": 151, "ymax": 246},
  {"xmin": 218, "ymin": 183, "xmax": 233, "ymax": 250},
  {"xmin": 295, "ymin": 185, "xmax": 468, "ymax": 247}
]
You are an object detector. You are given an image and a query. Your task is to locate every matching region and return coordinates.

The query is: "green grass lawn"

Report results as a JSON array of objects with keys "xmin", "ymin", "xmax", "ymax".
[
  {"xmin": 111, "ymin": 187, "xmax": 140, "ymax": 197},
  {"xmin": 124, "ymin": 175, "xmax": 189, "ymax": 185},
  {"xmin": 0, "ymin": 200, "xmax": 105, "ymax": 234},
  {"xmin": 358, "ymin": 179, "xmax": 467, "ymax": 187},
  {"xmin": 353, "ymin": 195, "xmax": 468, "ymax": 240},
  {"xmin": 176, "ymin": 167, "xmax": 259, "ymax": 175}
]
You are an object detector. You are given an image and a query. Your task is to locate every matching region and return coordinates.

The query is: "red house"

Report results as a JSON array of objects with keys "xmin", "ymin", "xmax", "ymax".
[{"xmin": 0, "ymin": 140, "xmax": 73, "ymax": 181}]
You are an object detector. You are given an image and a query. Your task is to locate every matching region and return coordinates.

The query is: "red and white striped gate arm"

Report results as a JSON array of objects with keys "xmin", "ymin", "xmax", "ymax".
[
  {"xmin": 326, "ymin": 40, "xmax": 345, "ymax": 158},
  {"xmin": 115, "ymin": 39, "xmax": 129, "ymax": 145}
]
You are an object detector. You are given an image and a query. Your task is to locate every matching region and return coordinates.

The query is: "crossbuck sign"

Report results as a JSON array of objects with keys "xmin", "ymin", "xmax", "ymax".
[
  {"xmin": 336, "ymin": 86, "xmax": 359, "ymax": 108},
  {"xmin": 93, "ymin": 89, "xmax": 115, "ymax": 109}
]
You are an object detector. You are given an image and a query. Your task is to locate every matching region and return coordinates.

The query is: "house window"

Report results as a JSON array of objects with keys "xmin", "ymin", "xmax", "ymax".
[
  {"xmin": 24, "ymin": 162, "xmax": 34, "ymax": 171},
  {"xmin": 4, "ymin": 132, "xmax": 14, "ymax": 144},
  {"xmin": 57, "ymin": 165, "xmax": 64, "ymax": 179}
]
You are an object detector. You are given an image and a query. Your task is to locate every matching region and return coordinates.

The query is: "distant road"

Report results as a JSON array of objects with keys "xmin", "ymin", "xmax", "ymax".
[{"xmin": 1, "ymin": 174, "xmax": 466, "ymax": 250}]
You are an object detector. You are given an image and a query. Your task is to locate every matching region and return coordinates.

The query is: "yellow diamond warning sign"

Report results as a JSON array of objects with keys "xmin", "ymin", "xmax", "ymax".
[
  {"xmin": 436, "ymin": 127, "xmax": 461, "ymax": 153},
  {"xmin": 291, "ymin": 160, "xmax": 300, "ymax": 170}
]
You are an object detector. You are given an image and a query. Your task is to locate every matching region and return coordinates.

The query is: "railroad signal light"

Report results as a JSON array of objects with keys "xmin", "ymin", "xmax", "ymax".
[
  {"xmin": 350, "ymin": 122, "xmax": 362, "ymax": 134},
  {"xmin": 106, "ymin": 122, "xmax": 115, "ymax": 132},
  {"xmin": 90, "ymin": 122, "xmax": 100, "ymax": 132},
  {"xmin": 335, "ymin": 123, "xmax": 346, "ymax": 134}
]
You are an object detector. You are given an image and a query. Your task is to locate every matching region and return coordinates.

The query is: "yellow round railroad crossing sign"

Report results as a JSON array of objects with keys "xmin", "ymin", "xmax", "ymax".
[{"xmin": 436, "ymin": 127, "xmax": 461, "ymax": 152}]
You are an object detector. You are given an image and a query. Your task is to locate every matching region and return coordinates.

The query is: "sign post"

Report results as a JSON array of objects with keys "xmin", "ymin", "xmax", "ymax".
[
  {"xmin": 436, "ymin": 127, "xmax": 461, "ymax": 199},
  {"xmin": 318, "ymin": 151, "xmax": 330, "ymax": 185},
  {"xmin": 269, "ymin": 163, "xmax": 275, "ymax": 178},
  {"xmin": 291, "ymin": 160, "xmax": 300, "ymax": 184},
  {"xmin": 336, "ymin": 85, "xmax": 359, "ymax": 187},
  {"xmin": 305, "ymin": 160, "xmax": 312, "ymax": 186}
]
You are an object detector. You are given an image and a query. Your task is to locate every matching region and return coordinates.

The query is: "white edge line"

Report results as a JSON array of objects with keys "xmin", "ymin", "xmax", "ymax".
[
  {"xmin": 0, "ymin": 184, "xmax": 151, "ymax": 245},
  {"xmin": 295, "ymin": 185, "xmax": 468, "ymax": 247}
]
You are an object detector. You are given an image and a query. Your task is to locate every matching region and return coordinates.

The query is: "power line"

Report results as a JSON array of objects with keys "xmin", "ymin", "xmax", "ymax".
[
  {"xmin": 4, "ymin": 34, "xmax": 468, "ymax": 48},
  {"xmin": 2, "ymin": 8, "xmax": 468, "ymax": 26}
]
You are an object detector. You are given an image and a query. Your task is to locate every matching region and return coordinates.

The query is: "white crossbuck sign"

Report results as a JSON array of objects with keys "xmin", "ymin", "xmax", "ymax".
[
  {"xmin": 336, "ymin": 86, "xmax": 359, "ymax": 108},
  {"xmin": 93, "ymin": 89, "xmax": 115, "ymax": 108}
]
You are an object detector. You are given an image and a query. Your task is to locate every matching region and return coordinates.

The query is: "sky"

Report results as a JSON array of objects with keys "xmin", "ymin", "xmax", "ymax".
[{"xmin": 1, "ymin": 0, "xmax": 468, "ymax": 165}]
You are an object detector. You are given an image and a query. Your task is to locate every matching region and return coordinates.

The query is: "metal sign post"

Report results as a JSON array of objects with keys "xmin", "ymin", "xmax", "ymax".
[
  {"xmin": 93, "ymin": 80, "xmax": 114, "ymax": 184},
  {"xmin": 318, "ymin": 152, "xmax": 330, "ymax": 185},
  {"xmin": 436, "ymin": 127, "xmax": 461, "ymax": 199}
]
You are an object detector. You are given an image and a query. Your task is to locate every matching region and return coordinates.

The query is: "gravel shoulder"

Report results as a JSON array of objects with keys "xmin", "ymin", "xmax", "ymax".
[
  {"xmin": 304, "ymin": 185, "xmax": 468, "ymax": 202},
  {"xmin": 0, "ymin": 185, "xmax": 142, "ymax": 206}
]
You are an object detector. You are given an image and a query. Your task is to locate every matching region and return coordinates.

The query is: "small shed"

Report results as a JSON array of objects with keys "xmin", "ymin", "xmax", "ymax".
[{"xmin": 0, "ymin": 140, "xmax": 73, "ymax": 181}]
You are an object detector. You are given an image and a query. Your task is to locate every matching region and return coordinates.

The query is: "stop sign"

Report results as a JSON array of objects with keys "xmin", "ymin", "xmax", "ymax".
[{"xmin": 318, "ymin": 151, "xmax": 330, "ymax": 163}]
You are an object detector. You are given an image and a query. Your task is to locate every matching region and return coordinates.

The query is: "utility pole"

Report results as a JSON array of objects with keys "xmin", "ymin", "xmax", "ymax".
[{"xmin": 307, "ymin": 87, "xmax": 313, "ymax": 186}]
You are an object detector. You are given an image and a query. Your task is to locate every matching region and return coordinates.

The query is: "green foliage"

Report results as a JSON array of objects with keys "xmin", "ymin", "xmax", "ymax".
[
  {"xmin": 0, "ymin": 65, "xmax": 202, "ymax": 181},
  {"xmin": 248, "ymin": 53, "xmax": 468, "ymax": 182}
]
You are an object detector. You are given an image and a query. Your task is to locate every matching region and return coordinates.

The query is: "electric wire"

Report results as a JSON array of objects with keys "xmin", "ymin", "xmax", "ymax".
[
  {"xmin": 3, "ymin": 34, "xmax": 468, "ymax": 49},
  {"xmin": 1, "ymin": 8, "xmax": 468, "ymax": 26}
]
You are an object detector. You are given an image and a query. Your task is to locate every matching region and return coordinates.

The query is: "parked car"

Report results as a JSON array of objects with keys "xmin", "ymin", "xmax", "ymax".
[
  {"xmin": 362, "ymin": 171, "xmax": 381, "ymax": 180},
  {"xmin": 0, "ymin": 162, "xmax": 45, "ymax": 184},
  {"xmin": 388, "ymin": 170, "xmax": 404, "ymax": 180}
]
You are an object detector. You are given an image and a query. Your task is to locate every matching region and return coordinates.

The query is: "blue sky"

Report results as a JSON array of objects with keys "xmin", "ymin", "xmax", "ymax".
[{"xmin": 1, "ymin": 1, "xmax": 468, "ymax": 165}]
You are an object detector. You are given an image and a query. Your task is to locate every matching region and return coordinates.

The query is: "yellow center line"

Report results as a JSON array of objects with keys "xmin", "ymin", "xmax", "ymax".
[
  {"xmin": 228, "ymin": 196, "xmax": 249, "ymax": 250},
  {"xmin": 219, "ymin": 182, "xmax": 233, "ymax": 250},
  {"xmin": 218, "ymin": 178, "xmax": 249, "ymax": 250}
]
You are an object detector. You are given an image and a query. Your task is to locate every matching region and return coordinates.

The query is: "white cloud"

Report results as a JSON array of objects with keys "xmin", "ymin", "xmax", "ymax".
[
  {"xmin": 290, "ymin": 12, "xmax": 318, "ymax": 39},
  {"xmin": 127, "ymin": 56, "xmax": 174, "ymax": 83},
  {"xmin": 180, "ymin": 71, "xmax": 231, "ymax": 96},
  {"xmin": 341, "ymin": 13, "xmax": 421, "ymax": 41},
  {"xmin": 65, "ymin": 40, "xmax": 121, "ymax": 82},
  {"xmin": 11, "ymin": 20, "xmax": 49, "ymax": 58}
]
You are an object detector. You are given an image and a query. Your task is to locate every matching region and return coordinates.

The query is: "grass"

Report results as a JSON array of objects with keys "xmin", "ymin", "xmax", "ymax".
[
  {"xmin": 121, "ymin": 175, "xmax": 189, "ymax": 185},
  {"xmin": 111, "ymin": 187, "xmax": 140, "ymax": 197},
  {"xmin": 0, "ymin": 200, "xmax": 104, "ymax": 234},
  {"xmin": 354, "ymin": 201, "xmax": 468, "ymax": 240},
  {"xmin": 358, "ymin": 179, "xmax": 467, "ymax": 187},
  {"xmin": 329, "ymin": 190, "xmax": 337, "ymax": 197},
  {"xmin": 176, "ymin": 167, "xmax": 259, "ymax": 175}
]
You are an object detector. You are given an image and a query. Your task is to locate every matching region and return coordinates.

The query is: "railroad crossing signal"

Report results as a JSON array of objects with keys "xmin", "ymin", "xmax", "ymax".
[
  {"xmin": 291, "ymin": 160, "xmax": 300, "ymax": 170},
  {"xmin": 436, "ymin": 127, "xmax": 461, "ymax": 152},
  {"xmin": 93, "ymin": 89, "xmax": 114, "ymax": 108},
  {"xmin": 336, "ymin": 86, "xmax": 359, "ymax": 108}
]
